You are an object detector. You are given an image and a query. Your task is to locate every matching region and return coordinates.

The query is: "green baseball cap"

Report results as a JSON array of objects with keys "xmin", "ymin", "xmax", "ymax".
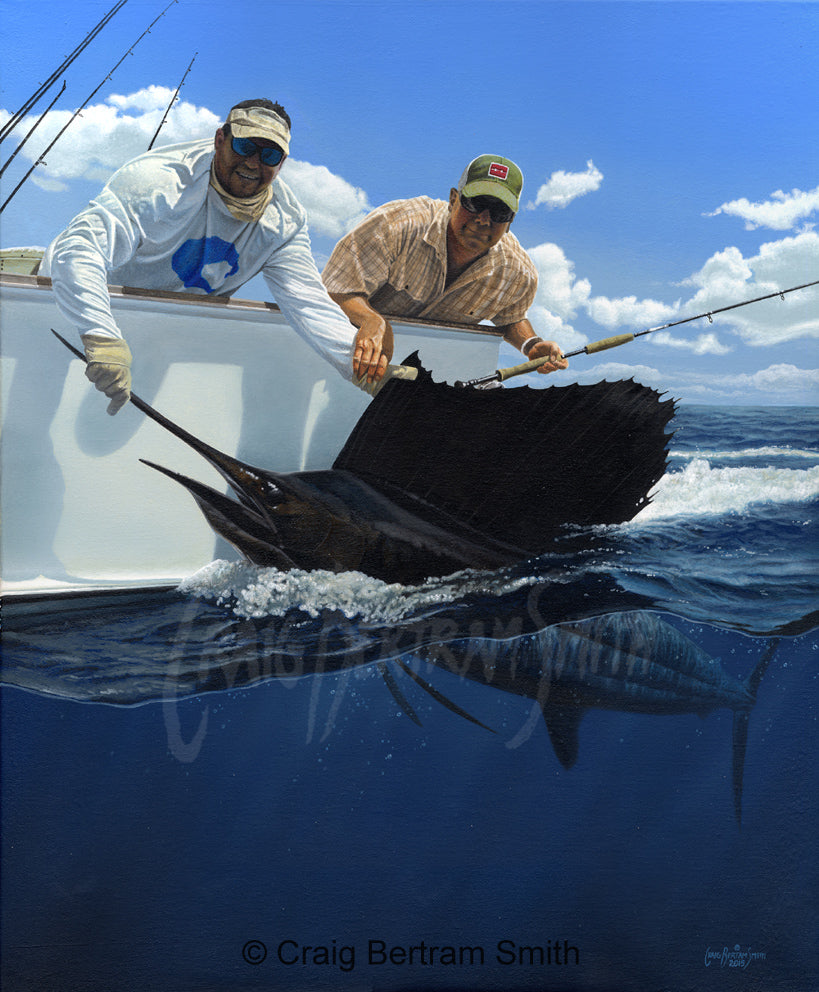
[{"xmin": 457, "ymin": 155, "xmax": 523, "ymax": 213}]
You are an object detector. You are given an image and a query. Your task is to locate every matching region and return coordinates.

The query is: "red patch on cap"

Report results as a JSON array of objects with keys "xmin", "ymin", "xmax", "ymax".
[{"xmin": 488, "ymin": 162, "xmax": 509, "ymax": 180}]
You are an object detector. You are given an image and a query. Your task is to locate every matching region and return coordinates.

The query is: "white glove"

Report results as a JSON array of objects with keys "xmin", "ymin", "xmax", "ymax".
[
  {"xmin": 354, "ymin": 363, "xmax": 418, "ymax": 397},
  {"xmin": 81, "ymin": 333, "xmax": 133, "ymax": 415}
]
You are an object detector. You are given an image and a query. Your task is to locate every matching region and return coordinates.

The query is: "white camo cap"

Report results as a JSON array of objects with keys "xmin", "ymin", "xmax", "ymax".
[{"xmin": 227, "ymin": 106, "xmax": 290, "ymax": 154}]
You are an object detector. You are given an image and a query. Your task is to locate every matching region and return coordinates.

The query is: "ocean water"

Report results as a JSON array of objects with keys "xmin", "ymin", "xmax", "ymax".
[{"xmin": 2, "ymin": 403, "xmax": 818, "ymax": 992}]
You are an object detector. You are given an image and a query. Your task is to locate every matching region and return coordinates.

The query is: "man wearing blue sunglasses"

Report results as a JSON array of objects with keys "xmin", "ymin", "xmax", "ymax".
[
  {"xmin": 323, "ymin": 155, "xmax": 568, "ymax": 385},
  {"xmin": 42, "ymin": 99, "xmax": 378, "ymax": 414}
]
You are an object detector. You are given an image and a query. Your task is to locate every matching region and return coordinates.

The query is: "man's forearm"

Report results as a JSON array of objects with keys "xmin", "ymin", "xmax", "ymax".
[
  {"xmin": 47, "ymin": 234, "xmax": 121, "ymax": 341},
  {"xmin": 328, "ymin": 291, "xmax": 383, "ymax": 329},
  {"xmin": 499, "ymin": 318, "xmax": 568, "ymax": 372},
  {"xmin": 328, "ymin": 292, "xmax": 394, "ymax": 382},
  {"xmin": 500, "ymin": 318, "xmax": 541, "ymax": 353}
]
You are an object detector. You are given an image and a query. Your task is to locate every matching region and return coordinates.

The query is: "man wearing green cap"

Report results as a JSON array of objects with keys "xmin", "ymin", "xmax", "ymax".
[{"xmin": 322, "ymin": 154, "xmax": 568, "ymax": 383}]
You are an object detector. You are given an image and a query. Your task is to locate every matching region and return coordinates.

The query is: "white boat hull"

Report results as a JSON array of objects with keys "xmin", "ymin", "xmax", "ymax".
[{"xmin": 0, "ymin": 274, "xmax": 502, "ymax": 592}]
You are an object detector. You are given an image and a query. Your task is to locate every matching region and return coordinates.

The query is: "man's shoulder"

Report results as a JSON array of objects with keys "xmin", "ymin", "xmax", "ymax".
[
  {"xmin": 497, "ymin": 230, "xmax": 538, "ymax": 280},
  {"xmin": 106, "ymin": 139, "xmax": 213, "ymax": 201},
  {"xmin": 116, "ymin": 138, "xmax": 213, "ymax": 178},
  {"xmin": 264, "ymin": 175, "xmax": 307, "ymax": 227},
  {"xmin": 357, "ymin": 195, "xmax": 440, "ymax": 227}
]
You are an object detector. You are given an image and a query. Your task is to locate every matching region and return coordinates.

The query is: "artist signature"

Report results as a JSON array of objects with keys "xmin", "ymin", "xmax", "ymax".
[{"xmin": 704, "ymin": 944, "xmax": 767, "ymax": 969}]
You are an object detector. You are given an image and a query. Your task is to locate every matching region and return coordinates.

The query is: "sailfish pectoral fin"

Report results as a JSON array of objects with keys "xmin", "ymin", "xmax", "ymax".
[
  {"xmin": 541, "ymin": 704, "xmax": 585, "ymax": 769},
  {"xmin": 377, "ymin": 662, "xmax": 422, "ymax": 726},
  {"xmin": 395, "ymin": 659, "xmax": 496, "ymax": 734},
  {"xmin": 140, "ymin": 459, "xmax": 296, "ymax": 570}
]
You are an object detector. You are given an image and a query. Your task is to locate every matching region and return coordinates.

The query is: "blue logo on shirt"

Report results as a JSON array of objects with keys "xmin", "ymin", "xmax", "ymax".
[{"xmin": 172, "ymin": 236, "xmax": 240, "ymax": 292}]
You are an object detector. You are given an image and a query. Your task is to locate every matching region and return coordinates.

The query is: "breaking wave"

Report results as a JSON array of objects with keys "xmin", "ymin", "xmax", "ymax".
[
  {"xmin": 636, "ymin": 459, "xmax": 819, "ymax": 522},
  {"xmin": 671, "ymin": 446, "xmax": 818, "ymax": 461}
]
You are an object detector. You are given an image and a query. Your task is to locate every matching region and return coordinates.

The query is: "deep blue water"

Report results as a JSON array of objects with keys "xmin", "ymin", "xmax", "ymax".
[{"xmin": 2, "ymin": 404, "xmax": 818, "ymax": 991}]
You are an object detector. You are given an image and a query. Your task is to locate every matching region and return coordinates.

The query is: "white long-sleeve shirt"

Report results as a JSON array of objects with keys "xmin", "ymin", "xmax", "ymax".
[{"xmin": 40, "ymin": 139, "xmax": 356, "ymax": 379}]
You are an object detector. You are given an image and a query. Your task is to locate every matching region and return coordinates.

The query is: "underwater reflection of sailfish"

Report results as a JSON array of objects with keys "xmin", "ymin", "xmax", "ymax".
[
  {"xmin": 410, "ymin": 611, "xmax": 778, "ymax": 824},
  {"xmin": 135, "ymin": 354, "xmax": 676, "ymax": 584}
]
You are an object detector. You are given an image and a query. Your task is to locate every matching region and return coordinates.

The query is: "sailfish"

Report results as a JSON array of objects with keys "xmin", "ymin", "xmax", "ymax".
[
  {"xmin": 49, "ymin": 333, "xmax": 776, "ymax": 820},
  {"xmin": 51, "ymin": 339, "xmax": 677, "ymax": 583},
  {"xmin": 409, "ymin": 612, "xmax": 778, "ymax": 825}
]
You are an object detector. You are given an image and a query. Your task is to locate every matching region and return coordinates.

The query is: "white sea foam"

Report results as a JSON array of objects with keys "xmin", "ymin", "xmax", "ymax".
[
  {"xmin": 671, "ymin": 446, "xmax": 818, "ymax": 461},
  {"xmin": 179, "ymin": 558, "xmax": 536, "ymax": 621},
  {"xmin": 635, "ymin": 459, "xmax": 819, "ymax": 523}
]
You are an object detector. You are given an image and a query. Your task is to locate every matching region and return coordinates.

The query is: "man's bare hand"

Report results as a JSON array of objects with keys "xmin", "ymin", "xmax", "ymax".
[
  {"xmin": 353, "ymin": 313, "xmax": 394, "ymax": 382},
  {"xmin": 528, "ymin": 338, "xmax": 569, "ymax": 373}
]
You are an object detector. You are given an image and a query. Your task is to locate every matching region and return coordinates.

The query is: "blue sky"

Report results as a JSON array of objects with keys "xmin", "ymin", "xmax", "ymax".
[{"xmin": 1, "ymin": 0, "xmax": 817, "ymax": 404}]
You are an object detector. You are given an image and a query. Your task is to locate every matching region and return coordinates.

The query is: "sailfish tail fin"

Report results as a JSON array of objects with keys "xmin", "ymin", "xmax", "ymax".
[{"xmin": 732, "ymin": 638, "xmax": 781, "ymax": 826}]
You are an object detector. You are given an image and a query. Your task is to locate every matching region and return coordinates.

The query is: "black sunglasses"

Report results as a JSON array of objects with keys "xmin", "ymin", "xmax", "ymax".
[
  {"xmin": 459, "ymin": 193, "xmax": 515, "ymax": 223},
  {"xmin": 231, "ymin": 135, "xmax": 285, "ymax": 166}
]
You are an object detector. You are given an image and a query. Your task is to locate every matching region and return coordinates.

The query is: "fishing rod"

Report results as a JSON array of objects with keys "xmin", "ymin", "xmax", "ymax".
[
  {"xmin": 148, "ymin": 51, "xmax": 197, "ymax": 150},
  {"xmin": 0, "ymin": 0, "xmax": 128, "ymax": 145},
  {"xmin": 455, "ymin": 279, "xmax": 819, "ymax": 388},
  {"xmin": 0, "ymin": 0, "xmax": 178, "ymax": 216},
  {"xmin": 0, "ymin": 82, "xmax": 66, "ymax": 180}
]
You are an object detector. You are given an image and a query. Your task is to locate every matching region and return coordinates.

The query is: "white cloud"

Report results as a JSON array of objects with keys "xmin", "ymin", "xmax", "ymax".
[
  {"xmin": 525, "ymin": 242, "xmax": 591, "ymax": 351},
  {"xmin": 4, "ymin": 89, "xmax": 219, "ymax": 189},
  {"xmin": 678, "ymin": 231, "xmax": 819, "ymax": 345},
  {"xmin": 528, "ymin": 159, "xmax": 603, "ymax": 210},
  {"xmin": 556, "ymin": 360, "xmax": 818, "ymax": 404},
  {"xmin": 705, "ymin": 186, "xmax": 819, "ymax": 231},
  {"xmin": 738, "ymin": 363, "xmax": 819, "ymax": 394},
  {"xmin": 528, "ymin": 243, "xmax": 591, "ymax": 316},
  {"xmin": 671, "ymin": 364, "xmax": 819, "ymax": 404},
  {"xmin": 523, "ymin": 227, "xmax": 817, "ymax": 363},
  {"xmin": 107, "ymin": 87, "xmax": 183, "ymax": 114},
  {"xmin": 585, "ymin": 294, "xmax": 679, "ymax": 331},
  {"xmin": 281, "ymin": 159, "xmax": 371, "ymax": 238},
  {"xmin": 649, "ymin": 331, "xmax": 732, "ymax": 356},
  {"xmin": 559, "ymin": 361, "xmax": 669, "ymax": 389},
  {"xmin": 2, "ymin": 90, "xmax": 371, "ymax": 239}
]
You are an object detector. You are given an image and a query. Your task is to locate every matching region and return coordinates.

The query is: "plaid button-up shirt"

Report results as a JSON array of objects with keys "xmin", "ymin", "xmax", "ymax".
[{"xmin": 322, "ymin": 196, "xmax": 537, "ymax": 326}]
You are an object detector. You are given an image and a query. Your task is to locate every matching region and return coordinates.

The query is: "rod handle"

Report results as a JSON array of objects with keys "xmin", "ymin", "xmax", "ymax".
[
  {"xmin": 584, "ymin": 332, "xmax": 635, "ymax": 354},
  {"xmin": 497, "ymin": 357, "xmax": 550, "ymax": 381},
  {"xmin": 493, "ymin": 331, "xmax": 636, "ymax": 381}
]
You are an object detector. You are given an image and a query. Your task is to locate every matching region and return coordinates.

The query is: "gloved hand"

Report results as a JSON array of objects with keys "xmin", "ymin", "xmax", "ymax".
[
  {"xmin": 354, "ymin": 363, "xmax": 417, "ymax": 398},
  {"xmin": 81, "ymin": 333, "xmax": 133, "ymax": 415}
]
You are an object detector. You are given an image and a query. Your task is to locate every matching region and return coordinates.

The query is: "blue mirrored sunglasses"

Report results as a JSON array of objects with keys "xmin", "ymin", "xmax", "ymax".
[
  {"xmin": 231, "ymin": 135, "xmax": 285, "ymax": 166},
  {"xmin": 459, "ymin": 193, "xmax": 515, "ymax": 223}
]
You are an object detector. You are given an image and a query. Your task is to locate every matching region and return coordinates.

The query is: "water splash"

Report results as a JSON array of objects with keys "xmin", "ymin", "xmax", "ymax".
[{"xmin": 638, "ymin": 460, "xmax": 819, "ymax": 522}]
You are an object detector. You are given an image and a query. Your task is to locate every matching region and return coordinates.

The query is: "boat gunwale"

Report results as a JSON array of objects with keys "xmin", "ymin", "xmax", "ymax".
[
  {"xmin": 1, "ymin": 582, "xmax": 180, "ymax": 608},
  {"xmin": 0, "ymin": 272, "xmax": 504, "ymax": 337}
]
